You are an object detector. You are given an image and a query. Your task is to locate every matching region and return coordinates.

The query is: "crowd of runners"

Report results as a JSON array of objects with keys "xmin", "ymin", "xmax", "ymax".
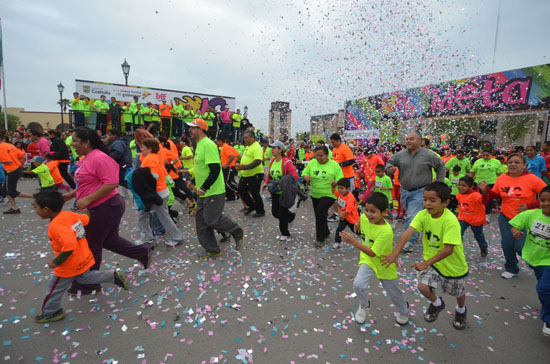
[{"xmin": 1, "ymin": 114, "xmax": 550, "ymax": 338}]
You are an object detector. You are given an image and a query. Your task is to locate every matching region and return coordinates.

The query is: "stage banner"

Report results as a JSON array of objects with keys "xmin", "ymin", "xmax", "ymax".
[{"xmin": 75, "ymin": 79, "xmax": 236, "ymax": 113}]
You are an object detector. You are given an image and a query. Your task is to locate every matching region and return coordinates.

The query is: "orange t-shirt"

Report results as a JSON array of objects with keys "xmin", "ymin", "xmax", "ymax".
[
  {"xmin": 159, "ymin": 103, "xmax": 172, "ymax": 117},
  {"xmin": 46, "ymin": 160, "xmax": 64, "ymax": 185},
  {"xmin": 48, "ymin": 212, "xmax": 94, "ymax": 278},
  {"xmin": 220, "ymin": 143, "xmax": 239, "ymax": 167},
  {"xmin": 354, "ymin": 172, "xmax": 362, "ymax": 190},
  {"xmin": 393, "ymin": 168, "xmax": 400, "ymax": 186},
  {"xmin": 457, "ymin": 190, "xmax": 487, "ymax": 226},
  {"xmin": 162, "ymin": 146, "xmax": 181, "ymax": 179},
  {"xmin": 332, "ymin": 144, "xmax": 355, "ymax": 178},
  {"xmin": 363, "ymin": 154, "xmax": 384, "ymax": 182},
  {"xmin": 491, "ymin": 173, "xmax": 547, "ymax": 219},
  {"xmin": 141, "ymin": 153, "xmax": 168, "ymax": 192},
  {"xmin": 304, "ymin": 151, "xmax": 314, "ymax": 161},
  {"xmin": 0, "ymin": 142, "xmax": 24, "ymax": 172},
  {"xmin": 334, "ymin": 190, "xmax": 360, "ymax": 224}
]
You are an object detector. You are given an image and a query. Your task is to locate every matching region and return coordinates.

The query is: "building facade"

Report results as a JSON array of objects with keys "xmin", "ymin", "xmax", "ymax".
[
  {"xmin": 7, "ymin": 107, "xmax": 67, "ymax": 131},
  {"xmin": 268, "ymin": 101, "xmax": 292, "ymax": 142},
  {"xmin": 310, "ymin": 110, "xmax": 345, "ymax": 141}
]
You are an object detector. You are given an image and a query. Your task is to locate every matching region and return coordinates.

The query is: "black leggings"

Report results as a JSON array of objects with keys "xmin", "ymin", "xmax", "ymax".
[
  {"xmin": 173, "ymin": 177, "xmax": 194, "ymax": 202},
  {"xmin": 311, "ymin": 196, "xmax": 335, "ymax": 242},
  {"xmin": 272, "ymin": 193, "xmax": 296, "ymax": 236},
  {"xmin": 1, "ymin": 167, "xmax": 22, "ymax": 198},
  {"xmin": 58, "ymin": 162, "xmax": 76, "ymax": 189}
]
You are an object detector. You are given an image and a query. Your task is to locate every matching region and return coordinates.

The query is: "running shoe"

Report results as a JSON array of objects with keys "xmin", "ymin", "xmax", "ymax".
[
  {"xmin": 234, "ymin": 228, "xmax": 245, "ymax": 251},
  {"xmin": 452, "ymin": 307, "xmax": 467, "ymax": 330},
  {"xmin": 165, "ymin": 240, "xmax": 183, "ymax": 247},
  {"xmin": 114, "ymin": 271, "xmax": 129, "ymax": 290},
  {"xmin": 543, "ymin": 322, "xmax": 550, "ymax": 337},
  {"xmin": 401, "ymin": 242, "xmax": 414, "ymax": 253},
  {"xmin": 424, "ymin": 298, "xmax": 445, "ymax": 322},
  {"xmin": 396, "ymin": 302, "xmax": 410, "ymax": 325},
  {"xmin": 188, "ymin": 202, "xmax": 197, "ymax": 215},
  {"xmin": 480, "ymin": 249, "xmax": 488, "ymax": 257},
  {"xmin": 3, "ymin": 208, "xmax": 21, "ymax": 214},
  {"xmin": 355, "ymin": 303, "xmax": 369, "ymax": 324},
  {"xmin": 278, "ymin": 235, "xmax": 290, "ymax": 241},
  {"xmin": 35, "ymin": 309, "xmax": 65, "ymax": 323},
  {"xmin": 198, "ymin": 250, "xmax": 222, "ymax": 259},
  {"xmin": 327, "ymin": 214, "xmax": 338, "ymax": 222},
  {"xmin": 501, "ymin": 271, "xmax": 517, "ymax": 279}
]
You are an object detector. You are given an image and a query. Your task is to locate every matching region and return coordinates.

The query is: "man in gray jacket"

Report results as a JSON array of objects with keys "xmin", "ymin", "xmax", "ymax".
[{"xmin": 386, "ymin": 131, "xmax": 445, "ymax": 252}]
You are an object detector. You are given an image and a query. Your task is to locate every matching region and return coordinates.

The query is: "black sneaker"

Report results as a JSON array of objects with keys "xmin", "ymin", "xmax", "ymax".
[
  {"xmin": 327, "ymin": 214, "xmax": 338, "ymax": 222},
  {"xmin": 114, "ymin": 271, "xmax": 129, "ymax": 290},
  {"xmin": 480, "ymin": 249, "xmax": 488, "ymax": 257},
  {"xmin": 219, "ymin": 233, "xmax": 231, "ymax": 243},
  {"xmin": 243, "ymin": 208, "xmax": 254, "ymax": 216},
  {"xmin": 252, "ymin": 212, "xmax": 265, "ymax": 218},
  {"xmin": 453, "ymin": 307, "xmax": 467, "ymax": 330},
  {"xmin": 3, "ymin": 208, "xmax": 21, "ymax": 214},
  {"xmin": 424, "ymin": 298, "xmax": 445, "ymax": 322},
  {"xmin": 234, "ymin": 228, "xmax": 245, "ymax": 251},
  {"xmin": 35, "ymin": 309, "xmax": 65, "ymax": 323}
]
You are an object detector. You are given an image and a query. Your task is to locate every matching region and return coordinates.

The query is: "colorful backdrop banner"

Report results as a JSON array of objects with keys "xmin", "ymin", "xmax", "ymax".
[
  {"xmin": 75, "ymin": 79, "xmax": 236, "ymax": 113},
  {"xmin": 345, "ymin": 63, "xmax": 550, "ymax": 134}
]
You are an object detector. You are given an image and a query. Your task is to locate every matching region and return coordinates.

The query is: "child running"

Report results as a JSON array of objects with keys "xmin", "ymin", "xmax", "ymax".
[
  {"xmin": 509, "ymin": 185, "xmax": 550, "ymax": 337},
  {"xmin": 374, "ymin": 164, "xmax": 394, "ymax": 223},
  {"xmin": 456, "ymin": 176, "xmax": 489, "ymax": 257},
  {"xmin": 333, "ymin": 178, "xmax": 360, "ymax": 249},
  {"xmin": 340, "ymin": 192, "xmax": 409, "ymax": 326},
  {"xmin": 383, "ymin": 182, "xmax": 469, "ymax": 330},
  {"xmin": 32, "ymin": 190, "xmax": 128, "ymax": 323}
]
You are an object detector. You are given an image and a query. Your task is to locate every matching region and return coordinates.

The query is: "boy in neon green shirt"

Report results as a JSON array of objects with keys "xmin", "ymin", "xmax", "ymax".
[
  {"xmin": 340, "ymin": 192, "xmax": 409, "ymax": 326},
  {"xmin": 510, "ymin": 185, "xmax": 550, "ymax": 337},
  {"xmin": 383, "ymin": 182, "xmax": 469, "ymax": 330},
  {"xmin": 374, "ymin": 164, "xmax": 393, "ymax": 223},
  {"xmin": 26, "ymin": 156, "xmax": 55, "ymax": 191}
]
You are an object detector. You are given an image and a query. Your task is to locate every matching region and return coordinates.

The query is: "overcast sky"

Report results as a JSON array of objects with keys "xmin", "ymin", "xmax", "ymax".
[{"xmin": 1, "ymin": 0, "xmax": 549, "ymax": 134}]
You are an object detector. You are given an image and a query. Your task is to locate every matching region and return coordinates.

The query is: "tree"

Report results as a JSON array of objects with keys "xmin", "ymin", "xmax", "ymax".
[
  {"xmin": 0, "ymin": 113, "xmax": 21, "ymax": 131},
  {"xmin": 500, "ymin": 114, "xmax": 538, "ymax": 144}
]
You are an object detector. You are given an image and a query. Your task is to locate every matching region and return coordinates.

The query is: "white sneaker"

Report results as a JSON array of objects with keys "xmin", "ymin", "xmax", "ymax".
[
  {"xmin": 543, "ymin": 322, "xmax": 550, "ymax": 337},
  {"xmin": 332, "ymin": 242, "xmax": 340, "ymax": 249},
  {"xmin": 355, "ymin": 304, "xmax": 369, "ymax": 324},
  {"xmin": 396, "ymin": 312, "xmax": 409, "ymax": 325},
  {"xmin": 165, "ymin": 240, "xmax": 182, "ymax": 247},
  {"xmin": 401, "ymin": 242, "xmax": 413, "ymax": 253},
  {"xmin": 501, "ymin": 271, "xmax": 517, "ymax": 279},
  {"xmin": 279, "ymin": 235, "xmax": 290, "ymax": 241},
  {"xmin": 135, "ymin": 239, "xmax": 154, "ymax": 245}
]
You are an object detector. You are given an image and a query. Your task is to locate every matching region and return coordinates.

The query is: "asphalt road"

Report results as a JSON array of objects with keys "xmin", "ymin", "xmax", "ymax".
[{"xmin": 1, "ymin": 179, "xmax": 550, "ymax": 363}]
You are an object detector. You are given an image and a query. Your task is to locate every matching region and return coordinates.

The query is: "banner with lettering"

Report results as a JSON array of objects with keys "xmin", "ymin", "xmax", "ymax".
[
  {"xmin": 75, "ymin": 79, "xmax": 236, "ymax": 113},
  {"xmin": 345, "ymin": 63, "xmax": 550, "ymax": 139}
]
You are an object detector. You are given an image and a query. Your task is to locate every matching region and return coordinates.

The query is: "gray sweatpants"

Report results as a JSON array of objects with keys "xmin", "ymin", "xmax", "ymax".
[
  {"xmin": 353, "ymin": 264, "xmax": 408, "ymax": 315},
  {"xmin": 42, "ymin": 270, "xmax": 115, "ymax": 314},
  {"xmin": 195, "ymin": 193, "xmax": 242, "ymax": 253},
  {"xmin": 136, "ymin": 195, "xmax": 184, "ymax": 242}
]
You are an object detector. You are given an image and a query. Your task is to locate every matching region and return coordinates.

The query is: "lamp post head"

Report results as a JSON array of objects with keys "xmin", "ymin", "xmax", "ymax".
[
  {"xmin": 57, "ymin": 82, "xmax": 64, "ymax": 94},
  {"xmin": 121, "ymin": 59, "xmax": 130, "ymax": 77}
]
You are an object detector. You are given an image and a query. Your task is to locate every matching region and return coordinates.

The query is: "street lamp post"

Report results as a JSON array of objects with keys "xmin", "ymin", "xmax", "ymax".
[
  {"xmin": 121, "ymin": 59, "xmax": 130, "ymax": 86},
  {"xmin": 243, "ymin": 105, "xmax": 248, "ymax": 118},
  {"xmin": 57, "ymin": 82, "xmax": 64, "ymax": 131}
]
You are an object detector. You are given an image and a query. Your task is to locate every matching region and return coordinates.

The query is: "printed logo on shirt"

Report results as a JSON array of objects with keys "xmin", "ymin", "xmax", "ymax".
[
  {"xmin": 459, "ymin": 202, "xmax": 470, "ymax": 212},
  {"xmin": 337, "ymin": 197, "xmax": 347, "ymax": 209},
  {"xmin": 71, "ymin": 220, "xmax": 86, "ymax": 240},
  {"xmin": 500, "ymin": 186, "xmax": 522, "ymax": 197},
  {"xmin": 425, "ymin": 230, "xmax": 441, "ymax": 248},
  {"xmin": 360, "ymin": 232, "xmax": 374, "ymax": 248}
]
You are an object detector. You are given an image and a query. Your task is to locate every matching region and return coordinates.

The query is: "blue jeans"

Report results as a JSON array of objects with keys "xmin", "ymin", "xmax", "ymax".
[
  {"xmin": 498, "ymin": 213, "xmax": 526, "ymax": 274},
  {"xmin": 401, "ymin": 187, "xmax": 425, "ymax": 245},
  {"xmin": 459, "ymin": 220, "xmax": 488, "ymax": 250},
  {"xmin": 531, "ymin": 265, "xmax": 550, "ymax": 323},
  {"xmin": 222, "ymin": 123, "xmax": 232, "ymax": 140},
  {"xmin": 348, "ymin": 177, "xmax": 355, "ymax": 192}
]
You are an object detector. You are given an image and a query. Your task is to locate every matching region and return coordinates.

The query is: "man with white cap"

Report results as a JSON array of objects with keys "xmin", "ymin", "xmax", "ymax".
[{"xmin": 185, "ymin": 118, "xmax": 244, "ymax": 259}]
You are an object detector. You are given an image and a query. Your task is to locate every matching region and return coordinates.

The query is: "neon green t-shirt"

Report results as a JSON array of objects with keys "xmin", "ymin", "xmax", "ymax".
[
  {"xmin": 240, "ymin": 141, "xmax": 264, "ymax": 177},
  {"xmin": 129, "ymin": 140, "xmax": 137, "ymax": 159},
  {"xmin": 269, "ymin": 159, "xmax": 283, "ymax": 194},
  {"xmin": 171, "ymin": 104, "xmax": 184, "ymax": 119},
  {"xmin": 122, "ymin": 106, "xmax": 133, "ymax": 124},
  {"xmin": 65, "ymin": 135, "xmax": 78, "ymax": 158},
  {"xmin": 448, "ymin": 173, "xmax": 460, "ymax": 195},
  {"xmin": 71, "ymin": 98, "xmax": 86, "ymax": 112},
  {"xmin": 194, "ymin": 137, "xmax": 225, "ymax": 198},
  {"xmin": 203, "ymin": 112, "xmax": 215, "ymax": 126},
  {"xmin": 181, "ymin": 146, "xmax": 194, "ymax": 170},
  {"xmin": 235, "ymin": 144, "xmax": 245, "ymax": 156},
  {"xmin": 359, "ymin": 214, "xmax": 397, "ymax": 280},
  {"xmin": 93, "ymin": 100, "xmax": 109, "ymax": 114},
  {"xmin": 232, "ymin": 113, "xmax": 243, "ymax": 128},
  {"xmin": 298, "ymin": 148, "xmax": 305, "ymax": 161},
  {"xmin": 166, "ymin": 175, "xmax": 175, "ymax": 207},
  {"xmin": 33, "ymin": 164, "xmax": 54, "ymax": 187},
  {"xmin": 263, "ymin": 147, "xmax": 272, "ymax": 167},
  {"xmin": 141, "ymin": 107, "xmax": 152, "ymax": 122},
  {"xmin": 410, "ymin": 209, "xmax": 469, "ymax": 278},
  {"xmin": 445, "ymin": 157, "xmax": 470, "ymax": 178},
  {"xmin": 471, "ymin": 158, "xmax": 502, "ymax": 184},
  {"xmin": 510, "ymin": 209, "xmax": 550, "ymax": 267},
  {"xmin": 302, "ymin": 159, "xmax": 344, "ymax": 199},
  {"xmin": 374, "ymin": 175, "xmax": 393, "ymax": 204}
]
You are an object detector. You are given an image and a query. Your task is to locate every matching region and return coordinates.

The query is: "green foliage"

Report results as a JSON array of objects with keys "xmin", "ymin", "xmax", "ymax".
[
  {"xmin": 0, "ymin": 113, "xmax": 20, "ymax": 131},
  {"xmin": 500, "ymin": 114, "xmax": 538, "ymax": 144}
]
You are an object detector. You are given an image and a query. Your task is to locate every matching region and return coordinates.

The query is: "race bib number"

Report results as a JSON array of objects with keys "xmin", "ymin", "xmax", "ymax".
[
  {"xmin": 531, "ymin": 220, "xmax": 550, "ymax": 240},
  {"xmin": 338, "ymin": 197, "xmax": 346, "ymax": 209},
  {"xmin": 71, "ymin": 220, "xmax": 86, "ymax": 240},
  {"xmin": 375, "ymin": 181, "xmax": 382, "ymax": 188},
  {"xmin": 451, "ymin": 178, "xmax": 459, "ymax": 185}
]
